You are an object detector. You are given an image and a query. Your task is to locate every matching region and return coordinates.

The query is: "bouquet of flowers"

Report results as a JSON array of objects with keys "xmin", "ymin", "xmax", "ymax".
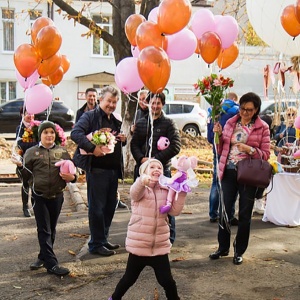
[
  {"xmin": 22, "ymin": 120, "xmax": 66, "ymax": 146},
  {"xmin": 194, "ymin": 73, "xmax": 234, "ymax": 143},
  {"xmin": 80, "ymin": 128, "xmax": 116, "ymax": 155}
]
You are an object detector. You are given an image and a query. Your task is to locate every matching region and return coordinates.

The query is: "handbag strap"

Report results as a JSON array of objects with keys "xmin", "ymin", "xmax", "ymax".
[{"xmin": 262, "ymin": 174, "xmax": 274, "ymax": 197}]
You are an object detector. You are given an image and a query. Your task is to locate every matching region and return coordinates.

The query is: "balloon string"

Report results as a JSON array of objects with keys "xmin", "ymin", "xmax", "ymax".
[{"xmin": 147, "ymin": 97, "xmax": 155, "ymax": 161}]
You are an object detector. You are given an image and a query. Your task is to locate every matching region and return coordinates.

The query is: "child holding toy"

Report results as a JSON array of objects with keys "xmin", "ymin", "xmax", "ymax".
[
  {"xmin": 108, "ymin": 158, "xmax": 187, "ymax": 300},
  {"xmin": 12, "ymin": 121, "xmax": 77, "ymax": 276}
]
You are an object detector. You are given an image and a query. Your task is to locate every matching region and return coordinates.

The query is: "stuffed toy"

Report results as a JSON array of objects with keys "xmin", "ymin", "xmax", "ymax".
[
  {"xmin": 157, "ymin": 136, "xmax": 170, "ymax": 150},
  {"xmin": 159, "ymin": 155, "xmax": 198, "ymax": 214},
  {"xmin": 55, "ymin": 160, "xmax": 76, "ymax": 182}
]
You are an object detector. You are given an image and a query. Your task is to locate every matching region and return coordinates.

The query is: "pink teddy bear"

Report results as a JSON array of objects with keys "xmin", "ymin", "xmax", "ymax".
[
  {"xmin": 159, "ymin": 155, "xmax": 198, "ymax": 214},
  {"xmin": 55, "ymin": 160, "xmax": 76, "ymax": 182}
]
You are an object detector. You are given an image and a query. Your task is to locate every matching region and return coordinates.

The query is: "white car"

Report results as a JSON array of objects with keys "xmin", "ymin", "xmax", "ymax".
[{"xmin": 163, "ymin": 101, "xmax": 207, "ymax": 137}]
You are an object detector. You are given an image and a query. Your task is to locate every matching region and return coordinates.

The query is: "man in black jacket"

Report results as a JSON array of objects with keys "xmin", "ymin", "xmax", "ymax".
[
  {"xmin": 131, "ymin": 92, "xmax": 181, "ymax": 243},
  {"xmin": 71, "ymin": 86, "xmax": 127, "ymax": 256},
  {"xmin": 75, "ymin": 87, "xmax": 97, "ymax": 123}
]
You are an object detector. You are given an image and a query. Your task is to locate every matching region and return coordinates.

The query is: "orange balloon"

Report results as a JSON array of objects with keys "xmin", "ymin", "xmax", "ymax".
[
  {"xmin": 281, "ymin": 5, "xmax": 300, "ymax": 38},
  {"xmin": 31, "ymin": 17, "xmax": 54, "ymax": 45},
  {"xmin": 61, "ymin": 55, "xmax": 70, "ymax": 73},
  {"xmin": 295, "ymin": 0, "xmax": 300, "ymax": 23},
  {"xmin": 14, "ymin": 44, "xmax": 40, "ymax": 78},
  {"xmin": 125, "ymin": 14, "xmax": 146, "ymax": 46},
  {"xmin": 195, "ymin": 39, "xmax": 201, "ymax": 55},
  {"xmin": 217, "ymin": 42, "xmax": 239, "ymax": 69},
  {"xmin": 157, "ymin": 0, "xmax": 192, "ymax": 34},
  {"xmin": 48, "ymin": 66, "xmax": 64, "ymax": 86},
  {"xmin": 136, "ymin": 21, "xmax": 168, "ymax": 51},
  {"xmin": 41, "ymin": 77, "xmax": 52, "ymax": 86},
  {"xmin": 38, "ymin": 52, "xmax": 62, "ymax": 77},
  {"xmin": 199, "ymin": 32, "xmax": 222, "ymax": 64},
  {"xmin": 137, "ymin": 46, "xmax": 171, "ymax": 94},
  {"xmin": 35, "ymin": 25, "xmax": 62, "ymax": 60}
]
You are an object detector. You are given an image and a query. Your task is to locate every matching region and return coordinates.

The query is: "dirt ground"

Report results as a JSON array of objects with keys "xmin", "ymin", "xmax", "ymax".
[
  {"xmin": 0, "ymin": 181, "xmax": 300, "ymax": 300},
  {"xmin": 0, "ymin": 135, "xmax": 299, "ymax": 300}
]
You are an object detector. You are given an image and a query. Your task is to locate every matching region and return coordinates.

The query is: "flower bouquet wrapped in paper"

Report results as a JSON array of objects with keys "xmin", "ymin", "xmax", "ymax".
[
  {"xmin": 80, "ymin": 128, "xmax": 117, "ymax": 155},
  {"xmin": 22, "ymin": 120, "xmax": 66, "ymax": 146}
]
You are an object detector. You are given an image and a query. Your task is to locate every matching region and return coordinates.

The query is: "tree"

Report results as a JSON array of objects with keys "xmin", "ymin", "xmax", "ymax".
[{"xmin": 51, "ymin": 0, "xmax": 159, "ymax": 176}]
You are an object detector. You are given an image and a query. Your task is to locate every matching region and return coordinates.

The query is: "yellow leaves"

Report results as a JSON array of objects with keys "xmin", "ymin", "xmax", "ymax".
[
  {"xmin": 68, "ymin": 250, "xmax": 76, "ymax": 256},
  {"xmin": 69, "ymin": 233, "xmax": 89, "ymax": 238},
  {"xmin": 171, "ymin": 256, "xmax": 186, "ymax": 262}
]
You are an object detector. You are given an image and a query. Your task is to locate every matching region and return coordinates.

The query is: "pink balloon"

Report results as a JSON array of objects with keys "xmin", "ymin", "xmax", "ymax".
[
  {"xmin": 115, "ymin": 57, "xmax": 144, "ymax": 94},
  {"xmin": 190, "ymin": 9, "xmax": 216, "ymax": 39},
  {"xmin": 131, "ymin": 45, "xmax": 140, "ymax": 58},
  {"xmin": 25, "ymin": 84, "xmax": 53, "ymax": 114},
  {"xmin": 215, "ymin": 15, "xmax": 239, "ymax": 49},
  {"xmin": 166, "ymin": 28, "xmax": 197, "ymax": 60},
  {"xmin": 148, "ymin": 7, "xmax": 158, "ymax": 23},
  {"xmin": 294, "ymin": 116, "xmax": 300, "ymax": 129},
  {"xmin": 16, "ymin": 69, "xmax": 39, "ymax": 90}
]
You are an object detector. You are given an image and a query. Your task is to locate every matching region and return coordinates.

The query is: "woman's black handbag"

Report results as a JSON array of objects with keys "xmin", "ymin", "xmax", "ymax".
[{"xmin": 236, "ymin": 157, "xmax": 273, "ymax": 188}]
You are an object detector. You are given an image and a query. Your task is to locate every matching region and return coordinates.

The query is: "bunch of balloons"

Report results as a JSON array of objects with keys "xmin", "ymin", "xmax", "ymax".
[
  {"xmin": 13, "ymin": 17, "xmax": 71, "ymax": 114},
  {"xmin": 281, "ymin": 1, "xmax": 300, "ymax": 39},
  {"xmin": 190, "ymin": 9, "xmax": 239, "ymax": 69},
  {"xmin": 115, "ymin": 0, "xmax": 239, "ymax": 95}
]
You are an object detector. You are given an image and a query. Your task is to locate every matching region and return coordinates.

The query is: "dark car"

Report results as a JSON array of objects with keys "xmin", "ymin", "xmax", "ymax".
[{"xmin": 0, "ymin": 99, "xmax": 74, "ymax": 133}]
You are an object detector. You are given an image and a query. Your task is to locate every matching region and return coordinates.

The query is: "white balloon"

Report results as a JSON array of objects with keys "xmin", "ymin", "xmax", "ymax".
[{"xmin": 246, "ymin": 0, "xmax": 300, "ymax": 56}]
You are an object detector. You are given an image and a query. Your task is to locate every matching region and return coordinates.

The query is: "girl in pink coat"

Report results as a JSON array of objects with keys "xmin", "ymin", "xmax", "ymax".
[{"xmin": 109, "ymin": 159, "xmax": 187, "ymax": 300}]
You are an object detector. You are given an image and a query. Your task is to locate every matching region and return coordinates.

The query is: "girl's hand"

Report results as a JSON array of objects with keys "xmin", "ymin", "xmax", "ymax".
[{"xmin": 140, "ymin": 174, "xmax": 151, "ymax": 186}]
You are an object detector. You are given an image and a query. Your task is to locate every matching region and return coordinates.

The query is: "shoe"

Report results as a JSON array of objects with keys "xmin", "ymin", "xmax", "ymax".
[
  {"xmin": 90, "ymin": 246, "xmax": 116, "ymax": 256},
  {"xmin": 210, "ymin": 218, "xmax": 219, "ymax": 223},
  {"xmin": 117, "ymin": 200, "xmax": 127, "ymax": 209},
  {"xmin": 230, "ymin": 217, "xmax": 239, "ymax": 226},
  {"xmin": 209, "ymin": 249, "xmax": 229, "ymax": 260},
  {"xmin": 233, "ymin": 254, "xmax": 243, "ymax": 265},
  {"xmin": 30, "ymin": 259, "xmax": 44, "ymax": 270},
  {"xmin": 23, "ymin": 205, "xmax": 31, "ymax": 217},
  {"xmin": 47, "ymin": 265, "xmax": 70, "ymax": 276},
  {"xmin": 23, "ymin": 208, "xmax": 31, "ymax": 217},
  {"xmin": 104, "ymin": 242, "xmax": 120, "ymax": 250}
]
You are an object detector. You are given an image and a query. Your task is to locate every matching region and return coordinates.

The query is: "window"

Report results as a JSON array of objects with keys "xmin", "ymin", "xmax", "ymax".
[
  {"xmin": 92, "ymin": 15, "xmax": 113, "ymax": 57},
  {"xmin": 2, "ymin": 9, "xmax": 14, "ymax": 51},
  {"xmin": 0, "ymin": 81, "xmax": 17, "ymax": 103},
  {"xmin": 169, "ymin": 104, "xmax": 182, "ymax": 114},
  {"xmin": 183, "ymin": 105, "xmax": 193, "ymax": 113}
]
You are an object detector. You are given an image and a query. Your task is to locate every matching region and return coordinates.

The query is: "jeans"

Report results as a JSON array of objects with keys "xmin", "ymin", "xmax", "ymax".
[
  {"xmin": 86, "ymin": 168, "xmax": 118, "ymax": 252},
  {"xmin": 209, "ymin": 151, "xmax": 236, "ymax": 220},
  {"xmin": 32, "ymin": 192, "xmax": 64, "ymax": 269},
  {"xmin": 218, "ymin": 168, "xmax": 256, "ymax": 255}
]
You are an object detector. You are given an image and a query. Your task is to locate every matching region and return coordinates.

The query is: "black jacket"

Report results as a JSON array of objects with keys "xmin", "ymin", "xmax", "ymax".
[
  {"xmin": 130, "ymin": 112, "xmax": 181, "ymax": 170},
  {"xmin": 71, "ymin": 106, "xmax": 124, "ymax": 177},
  {"xmin": 75, "ymin": 103, "xmax": 96, "ymax": 123}
]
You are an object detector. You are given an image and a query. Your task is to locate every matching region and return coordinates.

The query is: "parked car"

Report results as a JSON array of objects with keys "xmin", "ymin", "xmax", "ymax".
[
  {"xmin": 163, "ymin": 100, "xmax": 207, "ymax": 137},
  {"xmin": 0, "ymin": 99, "xmax": 74, "ymax": 133},
  {"xmin": 260, "ymin": 99, "xmax": 299, "ymax": 120}
]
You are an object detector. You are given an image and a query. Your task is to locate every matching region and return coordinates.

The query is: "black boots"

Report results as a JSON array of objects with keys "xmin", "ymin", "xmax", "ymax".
[{"xmin": 23, "ymin": 204, "xmax": 31, "ymax": 217}]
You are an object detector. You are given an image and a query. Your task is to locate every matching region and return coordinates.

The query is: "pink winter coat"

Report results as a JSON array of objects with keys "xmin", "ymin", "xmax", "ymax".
[
  {"xmin": 218, "ymin": 114, "xmax": 270, "ymax": 180},
  {"xmin": 125, "ymin": 177, "xmax": 186, "ymax": 257}
]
